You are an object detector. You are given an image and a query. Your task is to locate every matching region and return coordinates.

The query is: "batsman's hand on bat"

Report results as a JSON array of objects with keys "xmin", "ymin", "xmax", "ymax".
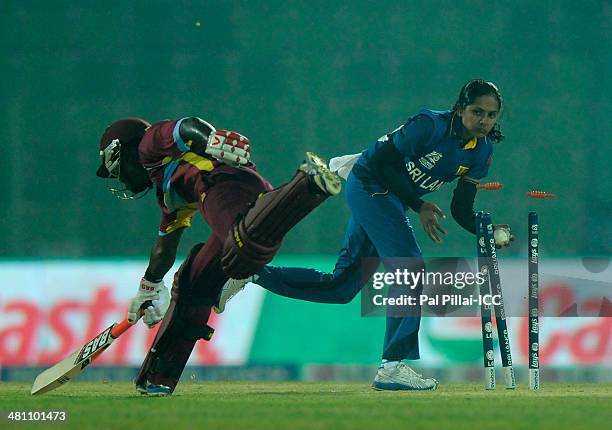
[
  {"xmin": 127, "ymin": 278, "xmax": 170, "ymax": 328},
  {"xmin": 419, "ymin": 202, "xmax": 447, "ymax": 243},
  {"xmin": 493, "ymin": 224, "xmax": 514, "ymax": 249},
  {"xmin": 206, "ymin": 129, "xmax": 251, "ymax": 166}
]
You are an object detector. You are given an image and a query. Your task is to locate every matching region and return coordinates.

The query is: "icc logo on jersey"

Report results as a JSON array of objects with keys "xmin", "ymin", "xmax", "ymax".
[{"xmin": 418, "ymin": 151, "xmax": 442, "ymax": 169}]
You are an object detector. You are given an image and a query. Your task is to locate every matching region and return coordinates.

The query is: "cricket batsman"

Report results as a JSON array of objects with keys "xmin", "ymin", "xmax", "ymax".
[{"xmin": 96, "ymin": 116, "xmax": 341, "ymax": 396}]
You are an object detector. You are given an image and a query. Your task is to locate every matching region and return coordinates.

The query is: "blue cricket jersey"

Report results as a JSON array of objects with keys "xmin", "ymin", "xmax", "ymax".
[{"xmin": 355, "ymin": 109, "xmax": 493, "ymax": 197}]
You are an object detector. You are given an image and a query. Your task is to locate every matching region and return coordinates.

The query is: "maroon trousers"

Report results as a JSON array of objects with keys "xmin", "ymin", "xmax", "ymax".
[
  {"xmin": 135, "ymin": 166, "xmax": 270, "ymax": 389},
  {"xmin": 136, "ymin": 164, "xmax": 326, "ymax": 391},
  {"xmin": 186, "ymin": 165, "xmax": 272, "ymax": 301}
]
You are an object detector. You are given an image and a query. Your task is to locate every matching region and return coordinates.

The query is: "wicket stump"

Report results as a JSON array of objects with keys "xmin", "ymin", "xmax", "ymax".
[
  {"xmin": 476, "ymin": 212, "xmax": 496, "ymax": 389},
  {"xmin": 476, "ymin": 212, "xmax": 516, "ymax": 389},
  {"xmin": 528, "ymin": 212, "xmax": 540, "ymax": 390}
]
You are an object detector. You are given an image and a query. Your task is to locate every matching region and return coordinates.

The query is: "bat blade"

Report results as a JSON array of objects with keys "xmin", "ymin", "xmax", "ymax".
[
  {"xmin": 31, "ymin": 318, "xmax": 133, "ymax": 395},
  {"xmin": 31, "ymin": 349, "xmax": 99, "ymax": 395}
]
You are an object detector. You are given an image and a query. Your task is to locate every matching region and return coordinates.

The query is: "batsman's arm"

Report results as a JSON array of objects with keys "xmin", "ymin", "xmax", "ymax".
[
  {"xmin": 178, "ymin": 116, "xmax": 251, "ymax": 166},
  {"xmin": 450, "ymin": 178, "xmax": 478, "ymax": 234},
  {"xmin": 144, "ymin": 228, "xmax": 185, "ymax": 282}
]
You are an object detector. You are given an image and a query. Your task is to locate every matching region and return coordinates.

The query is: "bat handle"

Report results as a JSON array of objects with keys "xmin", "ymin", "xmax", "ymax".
[
  {"xmin": 111, "ymin": 318, "xmax": 136, "ymax": 338},
  {"xmin": 111, "ymin": 301, "xmax": 151, "ymax": 338}
]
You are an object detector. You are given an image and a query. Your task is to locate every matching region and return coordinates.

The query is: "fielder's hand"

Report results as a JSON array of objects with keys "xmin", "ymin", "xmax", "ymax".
[
  {"xmin": 206, "ymin": 129, "xmax": 251, "ymax": 166},
  {"xmin": 127, "ymin": 278, "xmax": 170, "ymax": 328},
  {"xmin": 419, "ymin": 202, "xmax": 447, "ymax": 243},
  {"xmin": 493, "ymin": 224, "xmax": 514, "ymax": 249}
]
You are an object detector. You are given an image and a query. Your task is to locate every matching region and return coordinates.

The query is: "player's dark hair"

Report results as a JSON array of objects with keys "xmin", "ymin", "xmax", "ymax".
[{"xmin": 453, "ymin": 79, "xmax": 505, "ymax": 143}]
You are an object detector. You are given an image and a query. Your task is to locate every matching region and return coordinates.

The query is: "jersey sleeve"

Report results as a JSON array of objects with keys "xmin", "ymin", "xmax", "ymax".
[
  {"xmin": 139, "ymin": 119, "xmax": 189, "ymax": 169},
  {"xmin": 156, "ymin": 118, "xmax": 191, "ymax": 155},
  {"xmin": 391, "ymin": 114, "xmax": 435, "ymax": 159}
]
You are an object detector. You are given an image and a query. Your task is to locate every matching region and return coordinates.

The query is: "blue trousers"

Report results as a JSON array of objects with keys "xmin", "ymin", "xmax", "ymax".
[{"xmin": 257, "ymin": 171, "xmax": 423, "ymax": 360}]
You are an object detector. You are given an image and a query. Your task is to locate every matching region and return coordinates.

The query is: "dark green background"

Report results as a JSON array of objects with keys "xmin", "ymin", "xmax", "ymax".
[{"xmin": 1, "ymin": 1, "xmax": 609, "ymax": 257}]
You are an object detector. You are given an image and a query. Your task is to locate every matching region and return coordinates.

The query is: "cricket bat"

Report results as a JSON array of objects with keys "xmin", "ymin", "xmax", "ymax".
[{"xmin": 31, "ymin": 313, "xmax": 140, "ymax": 395}]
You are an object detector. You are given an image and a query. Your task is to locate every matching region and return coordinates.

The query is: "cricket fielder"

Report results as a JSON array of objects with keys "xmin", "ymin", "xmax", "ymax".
[
  {"xmin": 96, "ymin": 116, "xmax": 341, "ymax": 396},
  {"xmin": 218, "ymin": 80, "xmax": 514, "ymax": 391}
]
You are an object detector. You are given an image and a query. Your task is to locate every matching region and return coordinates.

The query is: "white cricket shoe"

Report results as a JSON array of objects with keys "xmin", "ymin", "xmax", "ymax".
[
  {"xmin": 372, "ymin": 362, "xmax": 439, "ymax": 391},
  {"xmin": 214, "ymin": 276, "xmax": 257, "ymax": 314}
]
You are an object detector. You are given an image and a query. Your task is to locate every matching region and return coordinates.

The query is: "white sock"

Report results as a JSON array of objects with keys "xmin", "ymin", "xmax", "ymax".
[{"xmin": 382, "ymin": 360, "xmax": 400, "ymax": 369}]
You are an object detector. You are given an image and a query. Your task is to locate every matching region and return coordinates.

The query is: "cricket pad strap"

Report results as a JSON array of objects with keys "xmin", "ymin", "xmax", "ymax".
[
  {"xmin": 221, "ymin": 171, "xmax": 327, "ymax": 278},
  {"xmin": 174, "ymin": 318, "xmax": 214, "ymax": 341}
]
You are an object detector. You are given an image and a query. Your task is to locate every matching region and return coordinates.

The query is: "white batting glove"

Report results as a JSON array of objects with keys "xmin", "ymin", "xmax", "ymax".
[
  {"xmin": 127, "ymin": 279, "xmax": 170, "ymax": 328},
  {"xmin": 205, "ymin": 129, "xmax": 251, "ymax": 166}
]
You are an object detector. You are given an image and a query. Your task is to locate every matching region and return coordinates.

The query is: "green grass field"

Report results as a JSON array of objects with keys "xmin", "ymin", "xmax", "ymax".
[{"xmin": 1, "ymin": 382, "xmax": 610, "ymax": 430}]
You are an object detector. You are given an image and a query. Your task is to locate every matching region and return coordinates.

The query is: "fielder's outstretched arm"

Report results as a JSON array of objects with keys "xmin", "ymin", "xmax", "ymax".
[{"xmin": 451, "ymin": 178, "xmax": 478, "ymax": 234}]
